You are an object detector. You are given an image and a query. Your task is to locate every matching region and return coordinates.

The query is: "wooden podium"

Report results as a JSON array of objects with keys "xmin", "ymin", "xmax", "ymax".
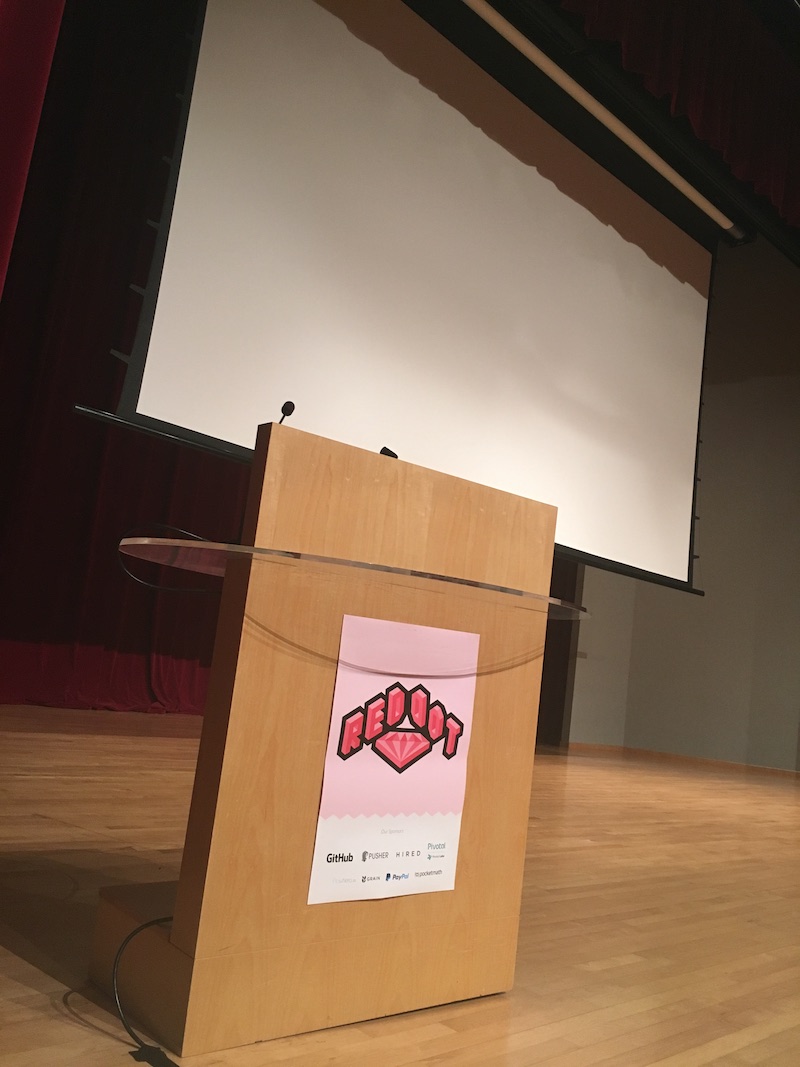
[{"xmin": 90, "ymin": 424, "xmax": 557, "ymax": 1056}]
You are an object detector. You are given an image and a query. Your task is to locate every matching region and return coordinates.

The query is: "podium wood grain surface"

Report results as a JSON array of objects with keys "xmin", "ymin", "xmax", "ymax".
[{"xmin": 89, "ymin": 425, "xmax": 557, "ymax": 1055}]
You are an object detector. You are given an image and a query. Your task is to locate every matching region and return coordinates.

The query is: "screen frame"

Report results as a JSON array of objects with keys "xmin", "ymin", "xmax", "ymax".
[{"xmin": 97, "ymin": 0, "xmax": 715, "ymax": 592}]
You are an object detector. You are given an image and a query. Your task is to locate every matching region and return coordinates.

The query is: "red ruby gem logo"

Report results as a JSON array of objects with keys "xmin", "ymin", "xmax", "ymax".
[
  {"xmin": 337, "ymin": 682, "xmax": 464, "ymax": 772},
  {"xmin": 373, "ymin": 730, "xmax": 432, "ymax": 772}
]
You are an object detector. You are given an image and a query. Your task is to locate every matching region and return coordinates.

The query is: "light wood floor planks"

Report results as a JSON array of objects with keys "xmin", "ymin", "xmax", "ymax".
[{"xmin": 2, "ymin": 705, "xmax": 800, "ymax": 1065}]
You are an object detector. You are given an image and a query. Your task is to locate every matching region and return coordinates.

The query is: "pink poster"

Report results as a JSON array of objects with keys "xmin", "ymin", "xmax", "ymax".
[{"xmin": 307, "ymin": 615, "xmax": 479, "ymax": 903}]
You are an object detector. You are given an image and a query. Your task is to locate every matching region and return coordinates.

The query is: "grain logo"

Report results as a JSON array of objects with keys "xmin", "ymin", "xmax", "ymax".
[{"xmin": 337, "ymin": 682, "xmax": 464, "ymax": 773}]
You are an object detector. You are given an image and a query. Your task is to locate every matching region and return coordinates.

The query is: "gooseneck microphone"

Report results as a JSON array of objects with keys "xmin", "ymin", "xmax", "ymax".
[{"xmin": 279, "ymin": 400, "xmax": 295, "ymax": 424}]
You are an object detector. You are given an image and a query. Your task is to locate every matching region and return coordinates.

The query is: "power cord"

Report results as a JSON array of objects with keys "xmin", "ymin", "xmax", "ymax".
[{"xmin": 111, "ymin": 914, "xmax": 177, "ymax": 1066}]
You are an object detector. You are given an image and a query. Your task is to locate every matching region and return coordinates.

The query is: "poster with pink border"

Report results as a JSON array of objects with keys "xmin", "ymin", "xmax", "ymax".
[{"xmin": 307, "ymin": 615, "xmax": 479, "ymax": 903}]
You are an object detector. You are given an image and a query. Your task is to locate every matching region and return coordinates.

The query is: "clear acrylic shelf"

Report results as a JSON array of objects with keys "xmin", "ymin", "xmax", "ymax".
[{"xmin": 120, "ymin": 537, "xmax": 588, "ymax": 621}]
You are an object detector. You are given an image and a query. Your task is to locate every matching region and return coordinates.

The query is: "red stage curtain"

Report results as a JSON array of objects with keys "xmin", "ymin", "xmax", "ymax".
[
  {"xmin": 12, "ymin": 0, "xmax": 794, "ymax": 716},
  {"xmin": 0, "ymin": 0, "xmax": 64, "ymax": 297},
  {"xmin": 0, "ymin": 0, "xmax": 249, "ymax": 714},
  {"xmin": 560, "ymin": 0, "xmax": 800, "ymax": 227}
]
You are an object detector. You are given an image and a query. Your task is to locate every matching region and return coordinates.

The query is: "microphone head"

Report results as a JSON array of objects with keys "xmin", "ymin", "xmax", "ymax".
[{"xmin": 281, "ymin": 400, "xmax": 295, "ymax": 417}]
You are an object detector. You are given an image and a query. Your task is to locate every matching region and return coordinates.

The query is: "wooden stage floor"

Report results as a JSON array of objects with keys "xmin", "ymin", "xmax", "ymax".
[{"xmin": 2, "ymin": 705, "xmax": 800, "ymax": 1066}]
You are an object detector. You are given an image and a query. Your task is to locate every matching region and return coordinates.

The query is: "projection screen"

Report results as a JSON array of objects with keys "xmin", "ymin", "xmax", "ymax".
[{"xmin": 122, "ymin": 0, "xmax": 712, "ymax": 585}]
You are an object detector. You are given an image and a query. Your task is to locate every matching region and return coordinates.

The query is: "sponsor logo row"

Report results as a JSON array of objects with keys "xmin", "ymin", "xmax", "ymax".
[
  {"xmin": 382, "ymin": 870, "xmax": 444, "ymax": 881},
  {"xmin": 326, "ymin": 844, "xmax": 446, "ymax": 865},
  {"xmin": 342, "ymin": 870, "xmax": 447, "ymax": 885},
  {"xmin": 328, "ymin": 869, "xmax": 446, "ymax": 886}
]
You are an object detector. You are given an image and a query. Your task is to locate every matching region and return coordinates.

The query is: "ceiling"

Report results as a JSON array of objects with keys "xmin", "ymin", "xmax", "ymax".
[{"xmin": 403, "ymin": 0, "xmax": 800, "ymax": 267}]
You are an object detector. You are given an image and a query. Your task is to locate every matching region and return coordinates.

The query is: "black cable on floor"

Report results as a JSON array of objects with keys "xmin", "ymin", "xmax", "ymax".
[{"xmin": 111, "ymin": 914, "xmax": 178, "ymax": 1066}]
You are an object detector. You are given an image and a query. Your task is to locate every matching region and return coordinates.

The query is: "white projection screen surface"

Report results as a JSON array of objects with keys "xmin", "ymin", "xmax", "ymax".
[{"xmin": 134, "ymin": 0, "xmax": 711, "ymax": 584}]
